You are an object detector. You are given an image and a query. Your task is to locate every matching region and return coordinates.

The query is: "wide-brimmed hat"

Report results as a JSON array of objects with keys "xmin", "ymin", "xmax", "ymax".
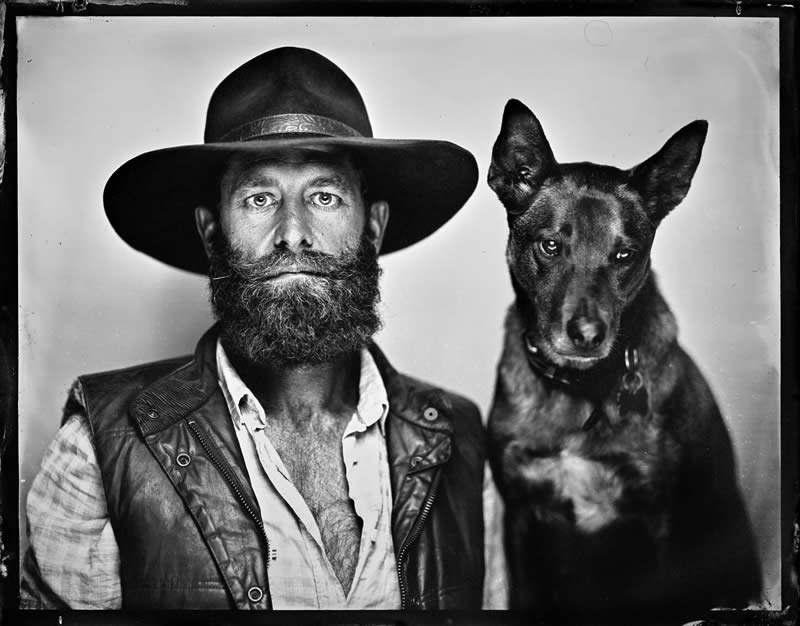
[{"xmin": 103, "ymin": 46, "xmax": 479, "ymax": 274}]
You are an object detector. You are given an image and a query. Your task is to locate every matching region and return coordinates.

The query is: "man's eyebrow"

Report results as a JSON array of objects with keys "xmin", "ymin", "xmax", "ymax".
[
  {"xmin": 232, "ymin": 172, "xmax": 280, "ymax": 191},
  {"xmin": 228, "ymin": 173, "xmax": 353, "ymax": 193},
  {"xmin": 307, "ymin": 175, "xmax": 350, "ymax": 191}
]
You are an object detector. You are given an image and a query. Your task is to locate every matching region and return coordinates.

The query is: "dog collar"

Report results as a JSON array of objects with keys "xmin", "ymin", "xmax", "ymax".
[{"xmin": 522, "ymin": 334, "xmax": 649, "ymax": 430}]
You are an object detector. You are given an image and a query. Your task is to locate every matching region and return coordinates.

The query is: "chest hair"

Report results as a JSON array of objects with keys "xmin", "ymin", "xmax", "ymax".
[{"xmin": 266, "ymin": 410, "xmax": 363, "ymax": 595}]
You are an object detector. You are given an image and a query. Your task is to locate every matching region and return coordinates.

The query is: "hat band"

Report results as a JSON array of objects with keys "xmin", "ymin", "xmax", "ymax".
[{"xmin": 218, "ymin": 113, "xmax": 364, "ymax": 142}]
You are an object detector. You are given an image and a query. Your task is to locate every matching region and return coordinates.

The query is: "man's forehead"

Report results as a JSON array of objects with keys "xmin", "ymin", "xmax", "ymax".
[{"xmin": 221, "ymin": 149, "xmax": 360, "ymax": 188}]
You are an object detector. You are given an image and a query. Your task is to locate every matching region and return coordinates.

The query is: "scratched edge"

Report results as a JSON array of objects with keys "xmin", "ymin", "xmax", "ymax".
[
  {"xmin": 778, "ymin": 7, "xmax": 800, "ymax": 626},
  {"xmin": 0, "ymin": 1, "xmax": 14, "ymax": 624},
  {"xmin": 0, "ymin": 2, "xmax": 797, "ymax": 626}
]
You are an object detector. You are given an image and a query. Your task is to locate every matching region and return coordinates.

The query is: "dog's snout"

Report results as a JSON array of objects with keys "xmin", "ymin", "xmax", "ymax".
[{"xmin": 566, "ymin": 316, "xmax": 606, "ymax": 349}]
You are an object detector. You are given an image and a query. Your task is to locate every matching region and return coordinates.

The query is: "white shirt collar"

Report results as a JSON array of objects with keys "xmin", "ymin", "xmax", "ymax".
[{"xmin": 215, "ymin": 339, "xmax": 389, "ymax": 435}]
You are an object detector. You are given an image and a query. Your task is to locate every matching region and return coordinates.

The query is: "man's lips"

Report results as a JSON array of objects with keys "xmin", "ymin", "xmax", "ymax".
[{"xmin": 264, "ymin": 267, "xmax": 328, "ymax": 280}]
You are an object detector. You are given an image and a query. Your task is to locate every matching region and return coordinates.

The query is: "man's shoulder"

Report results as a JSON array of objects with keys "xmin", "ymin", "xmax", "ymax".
[
  {"xmin": 78, "ymin": 354, "xmax": 194, "ymax": 393},
  {"xmin": 369, "ymin": 344, "xmax": 483, "ymax": 431},
  {"xmin": 69, "ymin": 354, "xmax": 197, "ymax": 429},
  {"xmin": 393, "ymin": 370, "xmax": 480, "ymax": 420},
  {"xmin": 383, "ymin": 366, "xmax": 485, "ymax": 455}
]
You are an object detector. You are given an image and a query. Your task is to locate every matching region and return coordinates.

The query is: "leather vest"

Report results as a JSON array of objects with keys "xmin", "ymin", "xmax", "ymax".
[{"xmin": 77, "ymin": 327, "xmax": 485, "ymax": 610}]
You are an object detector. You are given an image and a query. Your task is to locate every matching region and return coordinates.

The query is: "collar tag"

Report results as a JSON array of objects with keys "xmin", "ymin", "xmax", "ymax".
[{"xmin": 616, "ymin": 347, "xmax": 649, "ymax": 418}]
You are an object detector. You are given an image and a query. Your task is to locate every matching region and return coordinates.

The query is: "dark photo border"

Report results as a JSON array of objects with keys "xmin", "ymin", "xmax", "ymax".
[{"xmin": 1, "ymin": 2, "xmax": 796, "ymax": 625}]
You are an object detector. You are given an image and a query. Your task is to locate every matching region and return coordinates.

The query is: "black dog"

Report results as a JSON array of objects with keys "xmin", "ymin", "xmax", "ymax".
[{"xmin": 487, "ymin": 99, "xmax": 762, "ymax": 613}]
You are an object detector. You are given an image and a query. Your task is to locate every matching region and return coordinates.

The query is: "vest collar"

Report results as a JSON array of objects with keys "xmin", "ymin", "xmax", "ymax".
[
  {"xmin": 130, "ymin": 325, "xmax": 221, "ymax": 436},
  {"xmin": 130, "ymin": 325, "xmax": 454, "ymax": 454},
  {"xmin": 368, "ymin": 342, "xmax": 455, "ymax": 553}
]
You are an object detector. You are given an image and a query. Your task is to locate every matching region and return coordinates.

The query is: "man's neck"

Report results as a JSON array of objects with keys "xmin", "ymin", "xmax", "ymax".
[{"xmin": 227, "ymin": 349, "xmax": 362, "ymax": 423}]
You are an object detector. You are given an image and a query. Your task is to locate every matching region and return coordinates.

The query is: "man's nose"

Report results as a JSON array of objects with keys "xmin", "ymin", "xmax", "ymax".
[{"xmin": 273, "ymin": 199, "xmax": 313, "ymax": 251}]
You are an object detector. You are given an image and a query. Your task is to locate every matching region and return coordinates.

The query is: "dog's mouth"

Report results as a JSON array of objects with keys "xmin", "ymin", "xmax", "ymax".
[
  {"xmin": 557, "ymin": 354, "xmax": 603, "ymax": 367},
  {"xmin": 548, "ymin": 351, "xmax": 605, "ymax": 370},
  {"xmin": 535, "ymin": 334, "xmax": 616, "ymax": 371}
]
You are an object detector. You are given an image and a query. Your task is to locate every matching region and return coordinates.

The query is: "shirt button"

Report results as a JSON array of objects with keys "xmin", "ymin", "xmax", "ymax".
[
  {"xmin": 147, "ymin": 409, "xmax": 159, "ymax": 420},
  {"xmin": 176, "ymin": 453, "xmax": 191, "ymax": 467},
  {"xmin": 423, "ymin": 407, "xmax": 438, "ymax": 421},
  {"xmin": 247, "ymin": 586, "xmax": 264, "ymax": 603}
]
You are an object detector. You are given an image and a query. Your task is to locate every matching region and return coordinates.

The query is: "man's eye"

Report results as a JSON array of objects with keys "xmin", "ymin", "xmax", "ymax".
[
  {"xmin": 310, "ymin": 192, "xmax": 342, "ymax": 208},
  {"xmin": 245, "ymin": 193, "xmax": 274, "ymax": 209},
  {"xmin": 538, "ymin": 239, "xmax": 561, "ymax": 257}
]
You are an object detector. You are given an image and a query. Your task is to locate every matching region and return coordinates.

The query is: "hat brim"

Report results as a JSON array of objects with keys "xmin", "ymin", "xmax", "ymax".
[{"xmin": 103, "ymin": 136, "xmax": 478, "ymax": 274}]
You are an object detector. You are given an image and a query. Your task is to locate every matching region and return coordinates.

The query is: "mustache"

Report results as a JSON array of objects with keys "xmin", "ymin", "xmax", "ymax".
[{"xmin": 210, "ymin": 242, "xmax": 365, "ymax": 283}]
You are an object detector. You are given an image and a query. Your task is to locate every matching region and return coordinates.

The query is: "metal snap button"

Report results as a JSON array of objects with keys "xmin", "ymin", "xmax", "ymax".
[
  {"xmin": 423, "ymin": 407, "xmax": 438, "ymax": 421},
  {"xmin": 147, "ymin": 409, "xmax": 159, "ymax": 420},
  {"xmin": 176, "ymin": 453, "xmax": 191, "ymax": 467},
  {"xmin": 410, "ymin": 455, "xmax": 424, "ymax": 468},
  {"xmin": 247, "ymin": 586, "xmax": 263, "ymax": 603}
]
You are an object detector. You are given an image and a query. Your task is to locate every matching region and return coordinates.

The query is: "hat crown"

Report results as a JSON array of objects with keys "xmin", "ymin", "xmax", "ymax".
[{"xmin": 204, "ymin": 47, "xmax": 373, "ymax": 143}]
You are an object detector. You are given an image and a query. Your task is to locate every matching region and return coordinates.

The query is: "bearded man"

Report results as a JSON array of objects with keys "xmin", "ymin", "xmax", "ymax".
[{"xmin": 21, "ymin": 47, "xmax": 486, "ymax": 610}]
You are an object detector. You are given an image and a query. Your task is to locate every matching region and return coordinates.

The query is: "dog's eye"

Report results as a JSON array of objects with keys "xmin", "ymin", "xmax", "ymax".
[
  {"xmin": 539, "ymin": 239, "xmax": 561, "ymax": 257},
  {"xmin": 615, "ymin": 248, "xmax": 636, "ymax": 262}
]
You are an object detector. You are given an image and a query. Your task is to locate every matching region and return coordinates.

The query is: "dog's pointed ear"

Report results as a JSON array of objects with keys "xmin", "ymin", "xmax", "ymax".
[
  {"xmin": 628, "ymin": 120, "xmax": 708, "ymax": 224},
  {"xmin": 488, "ymin": 99, "xmax": 557, "ymax": 216}
]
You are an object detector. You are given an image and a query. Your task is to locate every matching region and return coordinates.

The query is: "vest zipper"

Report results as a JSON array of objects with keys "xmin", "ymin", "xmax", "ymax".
[
  {"xmin": 396, "ymin": 468, "xmax": 442, "ymax": 609},
  {"xmin": 186, "ymin": 419, "xmax": 272, "ymax": 607}
]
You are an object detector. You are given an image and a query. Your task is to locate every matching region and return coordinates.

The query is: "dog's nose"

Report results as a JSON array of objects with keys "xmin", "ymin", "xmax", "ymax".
[{"xmin": 566, "ymin": 316, "xmax": 606, "ymax": 350}]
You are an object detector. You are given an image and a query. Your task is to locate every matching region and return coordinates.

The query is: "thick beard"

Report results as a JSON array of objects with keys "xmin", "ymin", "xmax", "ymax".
[{"xmin": 208, "ymin": 230, "xmax": 383, "ymax": 367}]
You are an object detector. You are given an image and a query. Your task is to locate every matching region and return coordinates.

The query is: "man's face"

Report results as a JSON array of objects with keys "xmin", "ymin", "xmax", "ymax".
[
  {"xmin": 217, "ymin": 154, "xmax": 382, "ymax": 260},
  {"xmin": 195, "ymin": 151, "xmax": 390, "ymax": 367}
]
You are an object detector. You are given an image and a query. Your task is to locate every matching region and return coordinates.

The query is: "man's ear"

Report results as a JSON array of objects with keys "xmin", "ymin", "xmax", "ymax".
[
  {"xmin": 487, "ymin": 99, "xmax": 558, "ymax": 218},
  {"xmin": 367, "ymin": 200, "xmax": 390, "ymax": 253},
  {"xmin": 195, "ymin": 206, "xmax": 218, "ymax": 258},
  {"xmin": 628, "ymin": 120, "xmax": 708, "ymax": 225}
]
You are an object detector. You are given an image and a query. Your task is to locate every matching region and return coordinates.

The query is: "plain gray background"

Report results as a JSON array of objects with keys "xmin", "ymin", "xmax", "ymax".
[{"xmin": 17, "ymin": 16, "xmax": 780, "ymax": 607}]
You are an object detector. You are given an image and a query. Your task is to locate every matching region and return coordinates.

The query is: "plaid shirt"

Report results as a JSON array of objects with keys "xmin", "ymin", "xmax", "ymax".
[{"xmin": 21, "ymin": 405, "xmax": 122, "ymax": 609}]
